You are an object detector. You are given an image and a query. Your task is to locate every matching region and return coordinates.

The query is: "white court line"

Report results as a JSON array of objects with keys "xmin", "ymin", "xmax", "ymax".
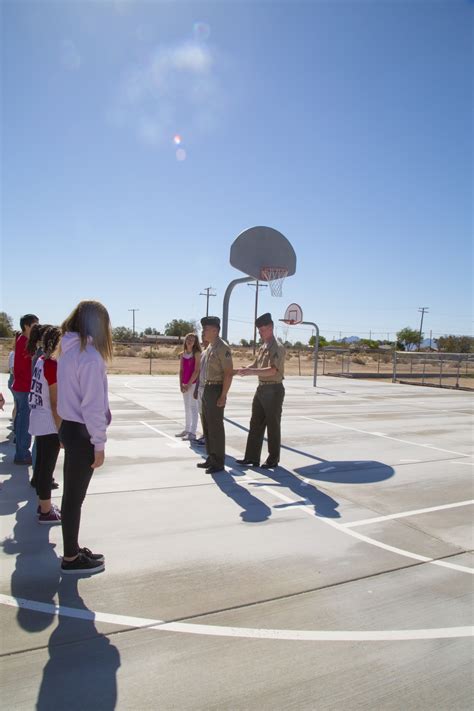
[
  {"xmin": 137, "ymin": 421, "xmax": 473, "ymax": 575},
  {"xmin": 342, "ymin": 500, "xmax": 474, "ymax": 528},
  {"xmin": 254, "ymin": 484, "xmax": 474, "ymax": 575},
  {"xmin": 0, "ymin": 595, "xmax": 471, "ymax": 642},
  {"xmin": 302, "ymin": 416, "xmax": 473, "ymax": 458},
  {"xmin": 451, "ymin": 461, "xmax": 474, "ymax": 466},
  {"xmin": 140, "ymin": 421, "xmax": 187, "ymax": 445}
]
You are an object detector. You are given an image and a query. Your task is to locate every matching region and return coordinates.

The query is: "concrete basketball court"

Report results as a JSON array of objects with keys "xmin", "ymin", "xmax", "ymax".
[{"xmin": 0, "ymin": 374, "xmax": 472, "ymax": 710}]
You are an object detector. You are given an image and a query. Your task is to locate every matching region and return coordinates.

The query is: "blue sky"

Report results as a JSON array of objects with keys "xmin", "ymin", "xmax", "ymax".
[{"xmin": 2, "ymin": 0, "xmax": 472, "ymax": 344}]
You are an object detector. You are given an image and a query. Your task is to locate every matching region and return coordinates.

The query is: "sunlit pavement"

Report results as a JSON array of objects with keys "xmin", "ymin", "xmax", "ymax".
[{"xmin": 1, "ymin": 375, "xmax": 472, "ymax": 710}]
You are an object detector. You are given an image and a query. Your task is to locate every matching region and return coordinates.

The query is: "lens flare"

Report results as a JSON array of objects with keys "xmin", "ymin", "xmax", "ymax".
[
  {"xmin": 176, "ymin": 148, "xmax": 186, "ymax": 161},
  {"xmin": 173, "ymin": 135, "xmax": 182, "ymax": 145},
  {"xmin": 193, "ymin": 22, "xmax": 211, "ymax": 42}
]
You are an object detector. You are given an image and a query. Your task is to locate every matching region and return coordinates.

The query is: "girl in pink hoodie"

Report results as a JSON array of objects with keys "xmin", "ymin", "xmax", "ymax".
[{"xmin": 57, "ymin": 300, "xmax": 112, "ymax": 575}]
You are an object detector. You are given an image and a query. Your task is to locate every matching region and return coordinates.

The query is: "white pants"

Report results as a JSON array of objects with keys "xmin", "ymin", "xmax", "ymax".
[{"xmin": 183, "ymin": 388, "xmax": 198, "ymax": 436}]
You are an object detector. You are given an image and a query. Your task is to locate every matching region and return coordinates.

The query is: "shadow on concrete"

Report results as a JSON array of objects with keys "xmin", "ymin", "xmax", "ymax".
[
  {"xmin": 0, "ymin": 451, "xmax": 121, "ymax": 710},
  {"xmin": 211, "ymin": 468, "xmax": 272, "ymax": 522},
  {"xmin": 224, "ymin": 416, "xmax": 395, "ymax": 485},
  {"xmin": 243, "ymin": 465, "xmax": 341, "ymax": 519},
  {"xmin": 224, "ymin": 415, "xmax": 327, "ymax": 465},
  {"xmin": 36, "ymin": 577, "xmax": 121, "ymax": 711},
  {"xmin": 294, "ymin": 460, "xmax": 395, "ymax": 484}
]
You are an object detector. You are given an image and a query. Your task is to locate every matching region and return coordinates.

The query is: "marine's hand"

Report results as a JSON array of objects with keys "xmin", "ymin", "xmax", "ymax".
[{"xmin": 216, "ymin": 394, "xmax": 226, "ymax": 407}]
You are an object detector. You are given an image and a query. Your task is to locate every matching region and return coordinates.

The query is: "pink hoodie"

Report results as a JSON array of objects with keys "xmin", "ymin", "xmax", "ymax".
[{"xmin": 57, "ymin": 332, "xmax": 111, "ymax": 451}]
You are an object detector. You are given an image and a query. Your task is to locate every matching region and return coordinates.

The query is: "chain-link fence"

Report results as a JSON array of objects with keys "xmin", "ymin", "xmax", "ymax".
[
  {"xmin": 322, "ymin": 347, "xmax": 473, "ymax": 390},
  {"xmin": 1, "ymin": 338, "xmax": 472, "ymax": 390},
  {"xmin": 392, "ymin": 351, "xmax": 474, "ymax": 390}
]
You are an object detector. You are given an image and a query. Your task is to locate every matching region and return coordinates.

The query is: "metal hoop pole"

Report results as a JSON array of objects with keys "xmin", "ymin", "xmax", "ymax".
[
  {"xmin": 301, "ymin": 321, "xmax": 319, "ymax": 387},
  {"xmin": 222, "ymin": 276, "xmax": 254, "ymax": 342}
]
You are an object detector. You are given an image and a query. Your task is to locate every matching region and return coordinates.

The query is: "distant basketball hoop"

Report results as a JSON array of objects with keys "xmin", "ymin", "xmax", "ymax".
[
  {"xmin": 280, "ymin": 303, "xmax": 320, "ymax": 387},
  {"xmin": 281, "ymin": 303, "xmax": 303, "ymax": 325},
  {"xmin": 260, "ymin": 266, "xmax": 288, "ymax": 297}
]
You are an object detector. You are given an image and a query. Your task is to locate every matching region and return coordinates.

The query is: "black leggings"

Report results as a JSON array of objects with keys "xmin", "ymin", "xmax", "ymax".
[
  {"xmin": 34, "ymin": 433, "xmax": 61, "ymax": 500},
  {"xmin": 59, "ymin": 420, "xmax": 95, "ymax": 558}
]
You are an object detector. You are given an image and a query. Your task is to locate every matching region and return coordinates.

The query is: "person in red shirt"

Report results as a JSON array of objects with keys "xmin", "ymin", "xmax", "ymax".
[{"xmin": 12, "ymin": 314, "xmax": 39, "ymax": 464}]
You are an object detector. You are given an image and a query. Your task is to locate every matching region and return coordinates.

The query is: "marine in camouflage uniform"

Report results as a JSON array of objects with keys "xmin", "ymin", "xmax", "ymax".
[{"xmin": 235, "ymin": 313, "xmax": 285, "ymax": 468}]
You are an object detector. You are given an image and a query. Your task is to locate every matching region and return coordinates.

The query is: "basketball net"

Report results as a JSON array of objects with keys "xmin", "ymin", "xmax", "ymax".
[{"xmin": 260, "ymin": 267, "xmax": 288, "ymax": 297}]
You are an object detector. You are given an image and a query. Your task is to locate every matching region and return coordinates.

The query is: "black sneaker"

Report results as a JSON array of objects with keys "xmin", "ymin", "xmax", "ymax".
[
  {"xmin": 61, "ymin": 552, "xmax": 105, "ymax": 575},
  {"xmin": 80, "ymin": 547, "xmax": 105, "ymax": 563}
]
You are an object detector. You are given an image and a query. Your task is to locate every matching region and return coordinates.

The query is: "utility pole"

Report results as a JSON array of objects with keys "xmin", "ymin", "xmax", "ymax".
[
  {"xmin": 199, "ymin": 287, "xmax": 216, "ymax": 317},
  {"xmin": 418, "ymin": 307, "xmax": 429, "ymax": 350},
  {"xmin": 128, "ymin": 308, "xmax": 139, "ymax": 340},
  {"xmin": 247, "ymin": 281, "xmax": 268, "ymax": 354}
]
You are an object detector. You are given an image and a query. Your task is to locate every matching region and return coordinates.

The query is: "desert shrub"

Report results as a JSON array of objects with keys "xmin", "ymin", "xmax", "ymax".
[{"xmin": 352, "ymin": 356, "xmax": 367, "ymax": 365}]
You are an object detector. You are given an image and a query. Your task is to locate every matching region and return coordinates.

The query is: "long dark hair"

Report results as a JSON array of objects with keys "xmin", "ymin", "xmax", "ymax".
[
  {"xmin": 42, "ymin": 326, "xmax": 62, "ymax": 359},
  {"xmin": 182, "ymin": 333, "xmax": 202, "ymax": 356},
  {"xmin": 27, "ymin": 324, "xmax": 51, "ymax": 355},
  {"xmin": 61, "ymin": 300, "xmax": 113, "ymax": 361}
]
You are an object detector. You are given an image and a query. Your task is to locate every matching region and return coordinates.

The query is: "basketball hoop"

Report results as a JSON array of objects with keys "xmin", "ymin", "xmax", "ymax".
[
  {"xmin": 260, "ymin": 266, "xmax": 288, "ymax": 297},
  {"xmin": 281, "ymin": 303, "xmax": 303, "ymax": 325}
]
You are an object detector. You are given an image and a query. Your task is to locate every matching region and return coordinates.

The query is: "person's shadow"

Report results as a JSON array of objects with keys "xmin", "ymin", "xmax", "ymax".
[
  {"xmin": 294, "ymin": 460, "xmax": 394, "ymax": 485},
  {"xmin": 211, "ymin": 468, "xmax": 272, "ymax": 522},
  {"xmin": 37, "ymin": 576, "xmax": 121, "ymax": 711},
  {"xmin": 1, "ymin": 447, "xmax": 121, "ymax": 710},
  {"xmin": 240, "ymin": 464, "xmax": 342, "ymax": 519}
]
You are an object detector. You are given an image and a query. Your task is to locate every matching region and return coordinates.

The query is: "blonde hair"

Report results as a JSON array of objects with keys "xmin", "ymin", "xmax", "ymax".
[{"xmin": 61, "ymin": 300, "xmax": 113, "ymax": 361}]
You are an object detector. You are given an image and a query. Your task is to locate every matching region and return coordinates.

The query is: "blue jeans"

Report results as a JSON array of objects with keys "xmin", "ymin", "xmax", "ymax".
[{"xmin": 13, "ymin": 391, "xmax": 32, "ymax": 460}]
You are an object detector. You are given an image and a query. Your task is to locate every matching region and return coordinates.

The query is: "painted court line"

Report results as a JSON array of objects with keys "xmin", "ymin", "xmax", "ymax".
[
  {"xmin": 137, "ymin": 421, "xmax": 472, "ymax": 574},
  {"xmin": 0, "ymin": 595, "xmax": 471, "ymax": 642},
  {"xmin": 302, "ymin": 416, "xmax": 473, "ymax": 458},
  {"xmin": 342, "ymin": 500, "xmax": 474, "ymax": 528},
  {"xmin": 250, "ymin": 484, "xmax": 474, "ymax": 575},
  {"xmin": 140, "ymin": 421, "xmax": 187, "ymax": 445}
]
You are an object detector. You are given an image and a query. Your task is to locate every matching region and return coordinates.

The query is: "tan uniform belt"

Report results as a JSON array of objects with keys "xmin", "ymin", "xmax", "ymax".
[{"xmin": 205, "ymin": 380, "xmax": 223, "ymax": 385}]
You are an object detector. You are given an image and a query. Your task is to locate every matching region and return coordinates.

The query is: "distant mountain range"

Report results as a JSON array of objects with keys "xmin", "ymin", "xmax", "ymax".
[{"xmin": 336, "ymin": 336, "xmax": 438, "ymax": 349}]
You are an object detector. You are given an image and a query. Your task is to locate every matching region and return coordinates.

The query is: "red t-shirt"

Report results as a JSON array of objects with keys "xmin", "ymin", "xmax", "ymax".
[
  {"xmin": 43, "ymin": 358, "xmax": 58, "ymax": 386},
  {"xmin": 12, "ymin": 334, "xmax": 32, "ymax": 392}
]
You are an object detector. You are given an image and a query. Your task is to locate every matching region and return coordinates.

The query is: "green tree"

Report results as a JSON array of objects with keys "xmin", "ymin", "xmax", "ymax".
[
  {"xmin": 112, "ymin": 326, "xmax": 134, "ymax": 341},
  {"xmin": 164, "ymin": 319, "xmax": 195, "ymax": 337},
  {"xmin": 437, "ymin": 335, "xmax": 474, "ymax": 353},
  {"xmin": 240, "ymin": 338, "xmax": 250, "ymax": 347},
  {"xmin": 309, "ymin": 335, "xmax": 328, "ymax": 348},
  {"xmin": 397, "ymin": 327, "xmax": 421, "ymax": 350},
  {"xmin": 0, "ymin": 312, "xmax": 14, "ymax": 338},
  {"xmin": 359, "ymin": 338, "xmax": 380, "ymax": 349},
  {"xmin": 143, "ymin": 327, "xmax": 160, "ymax": 336}
]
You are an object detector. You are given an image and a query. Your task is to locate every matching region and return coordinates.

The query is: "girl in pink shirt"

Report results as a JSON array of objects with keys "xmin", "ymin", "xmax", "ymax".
[{"xmin": 176, "ymin": 333, "xmax": 201, "ymax": 441}]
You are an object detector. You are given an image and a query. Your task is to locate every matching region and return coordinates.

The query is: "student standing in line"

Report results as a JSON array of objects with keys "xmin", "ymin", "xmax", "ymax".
[
  {"xmin": 28, "ymin": 326, "xmax": 62, "ymax": 524},
  {"xmin": 193, "ymin": 337, "xmax": 209, "ymax": 446},
  {"xmin": 57, "ymin": 300, "xmax": 112, "ymax": 575},
  {"xmin": 176, "ymin": 333, "xmax": 201, "ymax": 441},
  {"xmin": 27, "ymin": 324, "xmax": 57, "ymax": 489},
  {"xmin": 12, "ymin": 314, "xmax": 39, "ymax": 465},
  {"xmin": 7, "ymin": 334, "xmax": 18, "ymax": 428}
]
